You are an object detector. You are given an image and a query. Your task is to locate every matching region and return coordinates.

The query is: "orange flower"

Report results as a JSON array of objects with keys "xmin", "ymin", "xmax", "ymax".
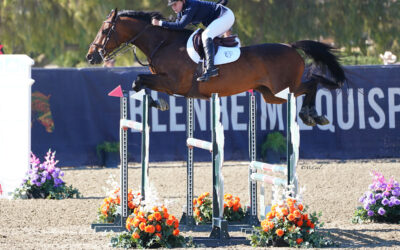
[
  {"xmin": 169, "ymin": 215, "xmax": 176, "ymax": 221},
  {"xmin": 128, "ymin": 193, "xmax": 133, "ymax": 201},
  {"xmin": 145, "ymin": 225, "xmax": 155, "ymax": 234},
  {"xmin": 128, "ymin": 201, "xmax": 135, "ymax": 209},
  {"xmin": 156, "ymin": 224, "xmax": 162, "ymax": 232},
  {"xmin": 166, "ymin": 219, "xmax": 174, "ymax": 226},
  {"xmin": 115, "ymin": 196, "xmax": 121, "ymax": 205},
  {"xmin": 148, "ymin": 214, "xmax": 154, "ymax": 221},
  {"xmin": 193, "ymin": 198, "xmax": 197, "ymax": 206},
  {"xmin": 293, "ymin": 210, "xmax": 301, "ymax": 218},
  {"xmin": 296, "ymin": 220, "xmax": 303, "ymax": 227},
  {"xmin": 194, "ymin": 208, "xmax": 200, "ymax": 216},
  {"xmin": 281, "ymin": 208, "xmax": 289, "ymax": 216},
  {"xmin": 197, "ymin": 199, "xmax": 203, "ymax": 206},
  {"xmin": 306, "ymin": 220, "xmax": 312, "ymax": 227},
  {"xmin": 261, "ymin": 220, "xmax": 268, "ymax": 227},
  {"xmin": 133, "ymin": 219, "xmax": 140, "ymax": 228},
  {"xmin": 163, "ymin": 212, "xmax": 169, "ymax": 219},
  {"xmin": 287, "ymin": 213, "xmax": 295, "ymax": 221},
  {"xmin": 138, "ymin": 211, "xmax": 145, "ymax": 217},
  {"xmin": 276, "ymin": 229, "xmax": 284, "ymax": 237},
  {"xmin": 227, "ymin": 200, "xmax": 234, "ymax": 208},
  {"xmin": 263, "ymin": 226, "xmax": 269, "ymax": 232},
  {"xmin": 296, "ymin": 238, "xmax": 303, "ymax": 244},
  {"xmin": 134, "ymin": 208, "xmax": 139, "ymax": 215},
  {"xmin": 174, "ymin": 220, "xmax": 179, "ymax": 229},
  {"xmin": 310, "ymin": 223, "xmax": 315, "ymax": 229},
  {"xmin": 132, "ymin": 232, "xmax": 140, "ymax": 239},
  {"xmin": 154, "ymin": 212, "xmax": 162, "ymax": 221},
  {"xmin": 268, "ymin": 222, "xmax": 275, "ymax": 229},
  {"xmin": 162, "ymin": 206, "xmax": 168, "ymax": 213},
  {"xmin": 267, "ymin": 212, "xmax": 274, "ymax": 220},
  {"xmin": 303, "ymin": 214, "xmax": 309, "ymax": 221},
  {"xmin": 298, "ymin": 204, "xmax": 304, "ymax": 211},
  {"xmin": 155, "ymin": 233, "xmax": 162, "ymax": 238},
  {"xmin": 233, "ymin": 205, "xmax": 239, "ymax": 212},
  {"xmin": 173, "ymin": 229, "xmax": 180, "ymax": 236},
  {"xmin": 271, "ymin": 204, "xmax": 277, "ymax": 212},
  {"xmin": 225, "ymin": 194, "xmax": 232, "ymax": 200},
  {"xmin": 204, "ymin": 192, "xmax": 210, "ymax": 196},
  {"xmin": 152, "ymin": 206, "xmax": 159, "ymax": 212},
  {"xmin": 139, "ymin": 222, "xmax": 146, "ymax": 231}
]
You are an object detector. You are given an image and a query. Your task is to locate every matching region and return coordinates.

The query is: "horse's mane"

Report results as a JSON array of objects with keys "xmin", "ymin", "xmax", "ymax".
[
  {"xmin": 117, "ymin": 10, "xmax": 164, "ymax": 23},
  {"xmin": 116, "ymin": 10, "xmax": 193, "ymax": 35}
]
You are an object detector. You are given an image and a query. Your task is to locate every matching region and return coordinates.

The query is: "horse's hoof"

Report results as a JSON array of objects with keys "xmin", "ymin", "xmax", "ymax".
[
  {"xmin": 156, "ymin": 98, "xmax": 169, "ymax": 111},
  {"xmin": 299, "ymin": 113, "xmax": 316, "ymax": 126},
  {"xmin": 313, "ymin": 115, "xmax": 330, "ymax": 125}
]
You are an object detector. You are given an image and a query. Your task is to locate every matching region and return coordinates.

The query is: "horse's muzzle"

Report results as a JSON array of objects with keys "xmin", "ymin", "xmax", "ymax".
[{"xmin": 86, "ymin": 50, "xmax": 103, "ymax": 65}]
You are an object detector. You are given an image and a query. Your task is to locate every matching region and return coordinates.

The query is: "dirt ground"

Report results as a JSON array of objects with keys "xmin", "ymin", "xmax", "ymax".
[{"xmin": 1, "ymin": 159, "xmax": 400, "ymax": 249}]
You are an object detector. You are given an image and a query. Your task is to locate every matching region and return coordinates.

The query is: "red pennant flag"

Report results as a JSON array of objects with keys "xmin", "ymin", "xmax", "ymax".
[{"xmin": 108, "ymin": 85, "xmax": 124, "ymax": 98}]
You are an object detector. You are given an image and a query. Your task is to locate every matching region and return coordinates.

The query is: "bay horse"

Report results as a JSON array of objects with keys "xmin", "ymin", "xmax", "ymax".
[{"xmin": 87, "ymin": 9, "xmax": 346, "ymax": 126}]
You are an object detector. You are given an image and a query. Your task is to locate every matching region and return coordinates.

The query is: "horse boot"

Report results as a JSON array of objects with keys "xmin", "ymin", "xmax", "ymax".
[{"xmin": 197, "ymin": 38, "xmax": 219, "ymax": 82}]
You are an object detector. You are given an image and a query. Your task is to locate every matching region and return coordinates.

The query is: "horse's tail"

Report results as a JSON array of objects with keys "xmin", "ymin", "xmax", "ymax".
[{"xmin": 291, "ymin": 40, "xmax": 346, "ymax": 89}]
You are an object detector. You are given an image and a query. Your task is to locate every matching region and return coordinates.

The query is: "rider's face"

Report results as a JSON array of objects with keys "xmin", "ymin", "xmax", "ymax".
[{"xmin": 171, "ymin": 1, "xmax": 184, "ymax": 13}]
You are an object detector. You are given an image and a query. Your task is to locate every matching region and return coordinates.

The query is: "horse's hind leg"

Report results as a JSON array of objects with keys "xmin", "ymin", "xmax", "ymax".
[
  {"xmin": 297, "ymin": 79, "xmax": 329, "ymax": 126},
  {"xmin": 255, "ymin": 86, "xmax": 287, "ymax": 104}
]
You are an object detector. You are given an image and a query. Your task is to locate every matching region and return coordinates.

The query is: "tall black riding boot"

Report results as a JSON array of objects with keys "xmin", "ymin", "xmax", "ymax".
[{"xmin": 197, "ymin": 38, "xmax": 219, "ymax": 82}]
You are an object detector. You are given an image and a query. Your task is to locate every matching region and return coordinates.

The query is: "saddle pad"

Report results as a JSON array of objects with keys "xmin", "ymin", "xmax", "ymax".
[{"xmin": 186, "ymin": 29, "xmax": 241, "ymax": 65}]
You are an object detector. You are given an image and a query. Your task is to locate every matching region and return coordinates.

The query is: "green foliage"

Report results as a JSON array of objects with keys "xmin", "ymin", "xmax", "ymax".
[
  {"xmin": 14, "ymin": 180, "xmax": 80, "ymax": 200},
  {"xmin": 1, "ymin": 0, "xmax": 399, "ymax": 67},
  {"xmin": 96, "ymin": 141, "xmax": 119, "ymax": 157},
  {"xmin": 261, "ymin": 132, "xmax": 286, "ymax": 157}
]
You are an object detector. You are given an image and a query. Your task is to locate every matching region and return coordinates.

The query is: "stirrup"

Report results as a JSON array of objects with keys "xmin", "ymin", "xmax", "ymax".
[{"xmin": 197, "ymin": 67, "xmax": 219, "ymax": 82}]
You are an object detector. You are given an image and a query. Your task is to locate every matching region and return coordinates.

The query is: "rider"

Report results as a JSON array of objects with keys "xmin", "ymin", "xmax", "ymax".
[{"xmin": 152, "ymin": 0, "xmax": 235, "ymax": 82}]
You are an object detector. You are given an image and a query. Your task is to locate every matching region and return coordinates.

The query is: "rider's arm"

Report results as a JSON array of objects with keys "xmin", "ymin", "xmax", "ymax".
[{"xmin": 160, "ymin": 3, "xmax": 199, "ymax": 30}]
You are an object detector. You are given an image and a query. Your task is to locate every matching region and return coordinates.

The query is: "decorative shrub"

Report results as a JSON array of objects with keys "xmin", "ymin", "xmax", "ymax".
[
  {"xmin": 13, "ymin": 150, "xmax": 80, "ymax": 199},
  {"xmin": 193, "ymin": 192, "xmax": 245, "ymax": 223},
  {"xmin": 250, "ymin": 198, "xmax": 334, "ymax": 248},
  {"xmin": 110, "ymin": 206, "xmax": 186, "ymax": 248},
  {"xmin": 223, "ymin": 193, "xmax": 245, "ymax": 222},
  {"xmin": 193, "ymin": 192, "xmax": 213, "ymax": 224},
  {"xmin": 95, "ymin": 187, "xmax": 142, "ymax": 224},
  {"xmin": 353, "ymin": 171, "xmax": 400, "ymax": 224}
]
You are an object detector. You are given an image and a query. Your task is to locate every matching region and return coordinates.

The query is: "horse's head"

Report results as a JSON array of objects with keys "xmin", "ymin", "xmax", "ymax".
[
  {"xmin": 86, "ymin": 9, "xmax": 122, "ymax": 64},
  {"xmin": 87, "ymin": 9, "xmax": 166, "ymax": 64}
]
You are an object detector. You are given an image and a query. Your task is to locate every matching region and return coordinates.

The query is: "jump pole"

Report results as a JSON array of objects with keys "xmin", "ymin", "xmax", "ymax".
[
  {"xmin": 92, "ymin": 86, "xmax": 150, "ymax": 232},
  {"xmin": 181, "ymin": 94, "xmax": 248, "ymax": 246},
  {"xmin": 247, "ymin": 91, "xmax": 299, "ymax": 222}
]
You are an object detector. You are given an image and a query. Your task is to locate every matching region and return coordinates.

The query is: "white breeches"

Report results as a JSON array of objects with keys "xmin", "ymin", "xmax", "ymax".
[{"xmin": 201, "ymin": 6, "xmax": 235, "ymax": 44}]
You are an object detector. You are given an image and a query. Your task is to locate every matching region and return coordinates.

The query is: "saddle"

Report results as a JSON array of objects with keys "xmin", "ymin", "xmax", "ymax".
[{"xmin": 193, "ymin": 29, "xmax": 239, "ymax": 59}]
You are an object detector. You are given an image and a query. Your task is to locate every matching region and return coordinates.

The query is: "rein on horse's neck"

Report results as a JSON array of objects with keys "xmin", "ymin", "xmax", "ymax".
[{"xmin": 123, "ymin": 19, "xmax": 169, "ymax": 59}]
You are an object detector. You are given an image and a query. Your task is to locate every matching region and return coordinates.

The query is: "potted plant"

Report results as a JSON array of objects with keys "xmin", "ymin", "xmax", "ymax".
[
  {"xmin": 260, "ymin": 132, "xmax": 286, "ymax": 163},
  {"xmin": 96, "ymin": 141, "xmax": 120, "ymax": 168}
]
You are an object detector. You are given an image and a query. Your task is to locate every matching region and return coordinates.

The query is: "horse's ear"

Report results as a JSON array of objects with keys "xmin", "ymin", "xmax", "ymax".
[{"xmin": 112, "ymin": 8, "xmax": 118, "ymax": 21}]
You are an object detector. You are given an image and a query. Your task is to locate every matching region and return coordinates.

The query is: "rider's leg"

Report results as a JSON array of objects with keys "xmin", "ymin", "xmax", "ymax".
[{"xmin": 197, "ymin": 7, "xmax": 235, "ymax": 82}]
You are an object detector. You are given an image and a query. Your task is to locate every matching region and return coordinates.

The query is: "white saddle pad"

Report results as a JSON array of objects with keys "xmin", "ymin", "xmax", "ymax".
[{"xmin": 186, "ymin": 29, "xmax": 241, "ymax": 65}]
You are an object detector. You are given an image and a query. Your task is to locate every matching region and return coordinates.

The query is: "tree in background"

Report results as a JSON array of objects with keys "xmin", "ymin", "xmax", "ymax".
[{"xmin": 0, "ymin": 0, "xmax": 398, "ymax": 67}]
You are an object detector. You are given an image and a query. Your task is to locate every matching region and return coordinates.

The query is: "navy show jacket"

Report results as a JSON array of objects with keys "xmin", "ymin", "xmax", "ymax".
[{"xmin": 161, "ymin": 0, "xmax": 222, "ymax": 30}]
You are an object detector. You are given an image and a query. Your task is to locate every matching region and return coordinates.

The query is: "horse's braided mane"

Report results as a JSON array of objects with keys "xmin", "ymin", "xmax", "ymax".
[
  {"xmin": 117, "ymin": 10, "xmax": 164, "ymax": 23},
  {"xmin": 115, "ymin": 10, "xmax": 193, "ymax": 35}
]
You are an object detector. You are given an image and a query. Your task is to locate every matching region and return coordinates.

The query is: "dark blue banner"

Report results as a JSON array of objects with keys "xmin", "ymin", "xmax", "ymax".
[{"xmin": 31, "ymin": 66, "xmax": 400, "ymax": 166}]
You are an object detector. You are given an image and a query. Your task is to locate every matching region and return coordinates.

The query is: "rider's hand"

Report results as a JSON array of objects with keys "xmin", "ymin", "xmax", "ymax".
[{"xmin": 152, "ymin": 19, "xmax": 160, "ymax": 26}]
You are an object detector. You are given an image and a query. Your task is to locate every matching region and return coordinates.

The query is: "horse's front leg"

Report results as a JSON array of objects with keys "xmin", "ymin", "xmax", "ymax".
[{"xmin": 132, "ymin": 74, "xmax": 173, "ymax": 111}]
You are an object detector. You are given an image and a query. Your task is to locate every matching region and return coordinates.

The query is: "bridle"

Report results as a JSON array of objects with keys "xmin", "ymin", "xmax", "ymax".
[{"xmin": 90, "ymin": 15, "xmax": 157, "ymax": 66}]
